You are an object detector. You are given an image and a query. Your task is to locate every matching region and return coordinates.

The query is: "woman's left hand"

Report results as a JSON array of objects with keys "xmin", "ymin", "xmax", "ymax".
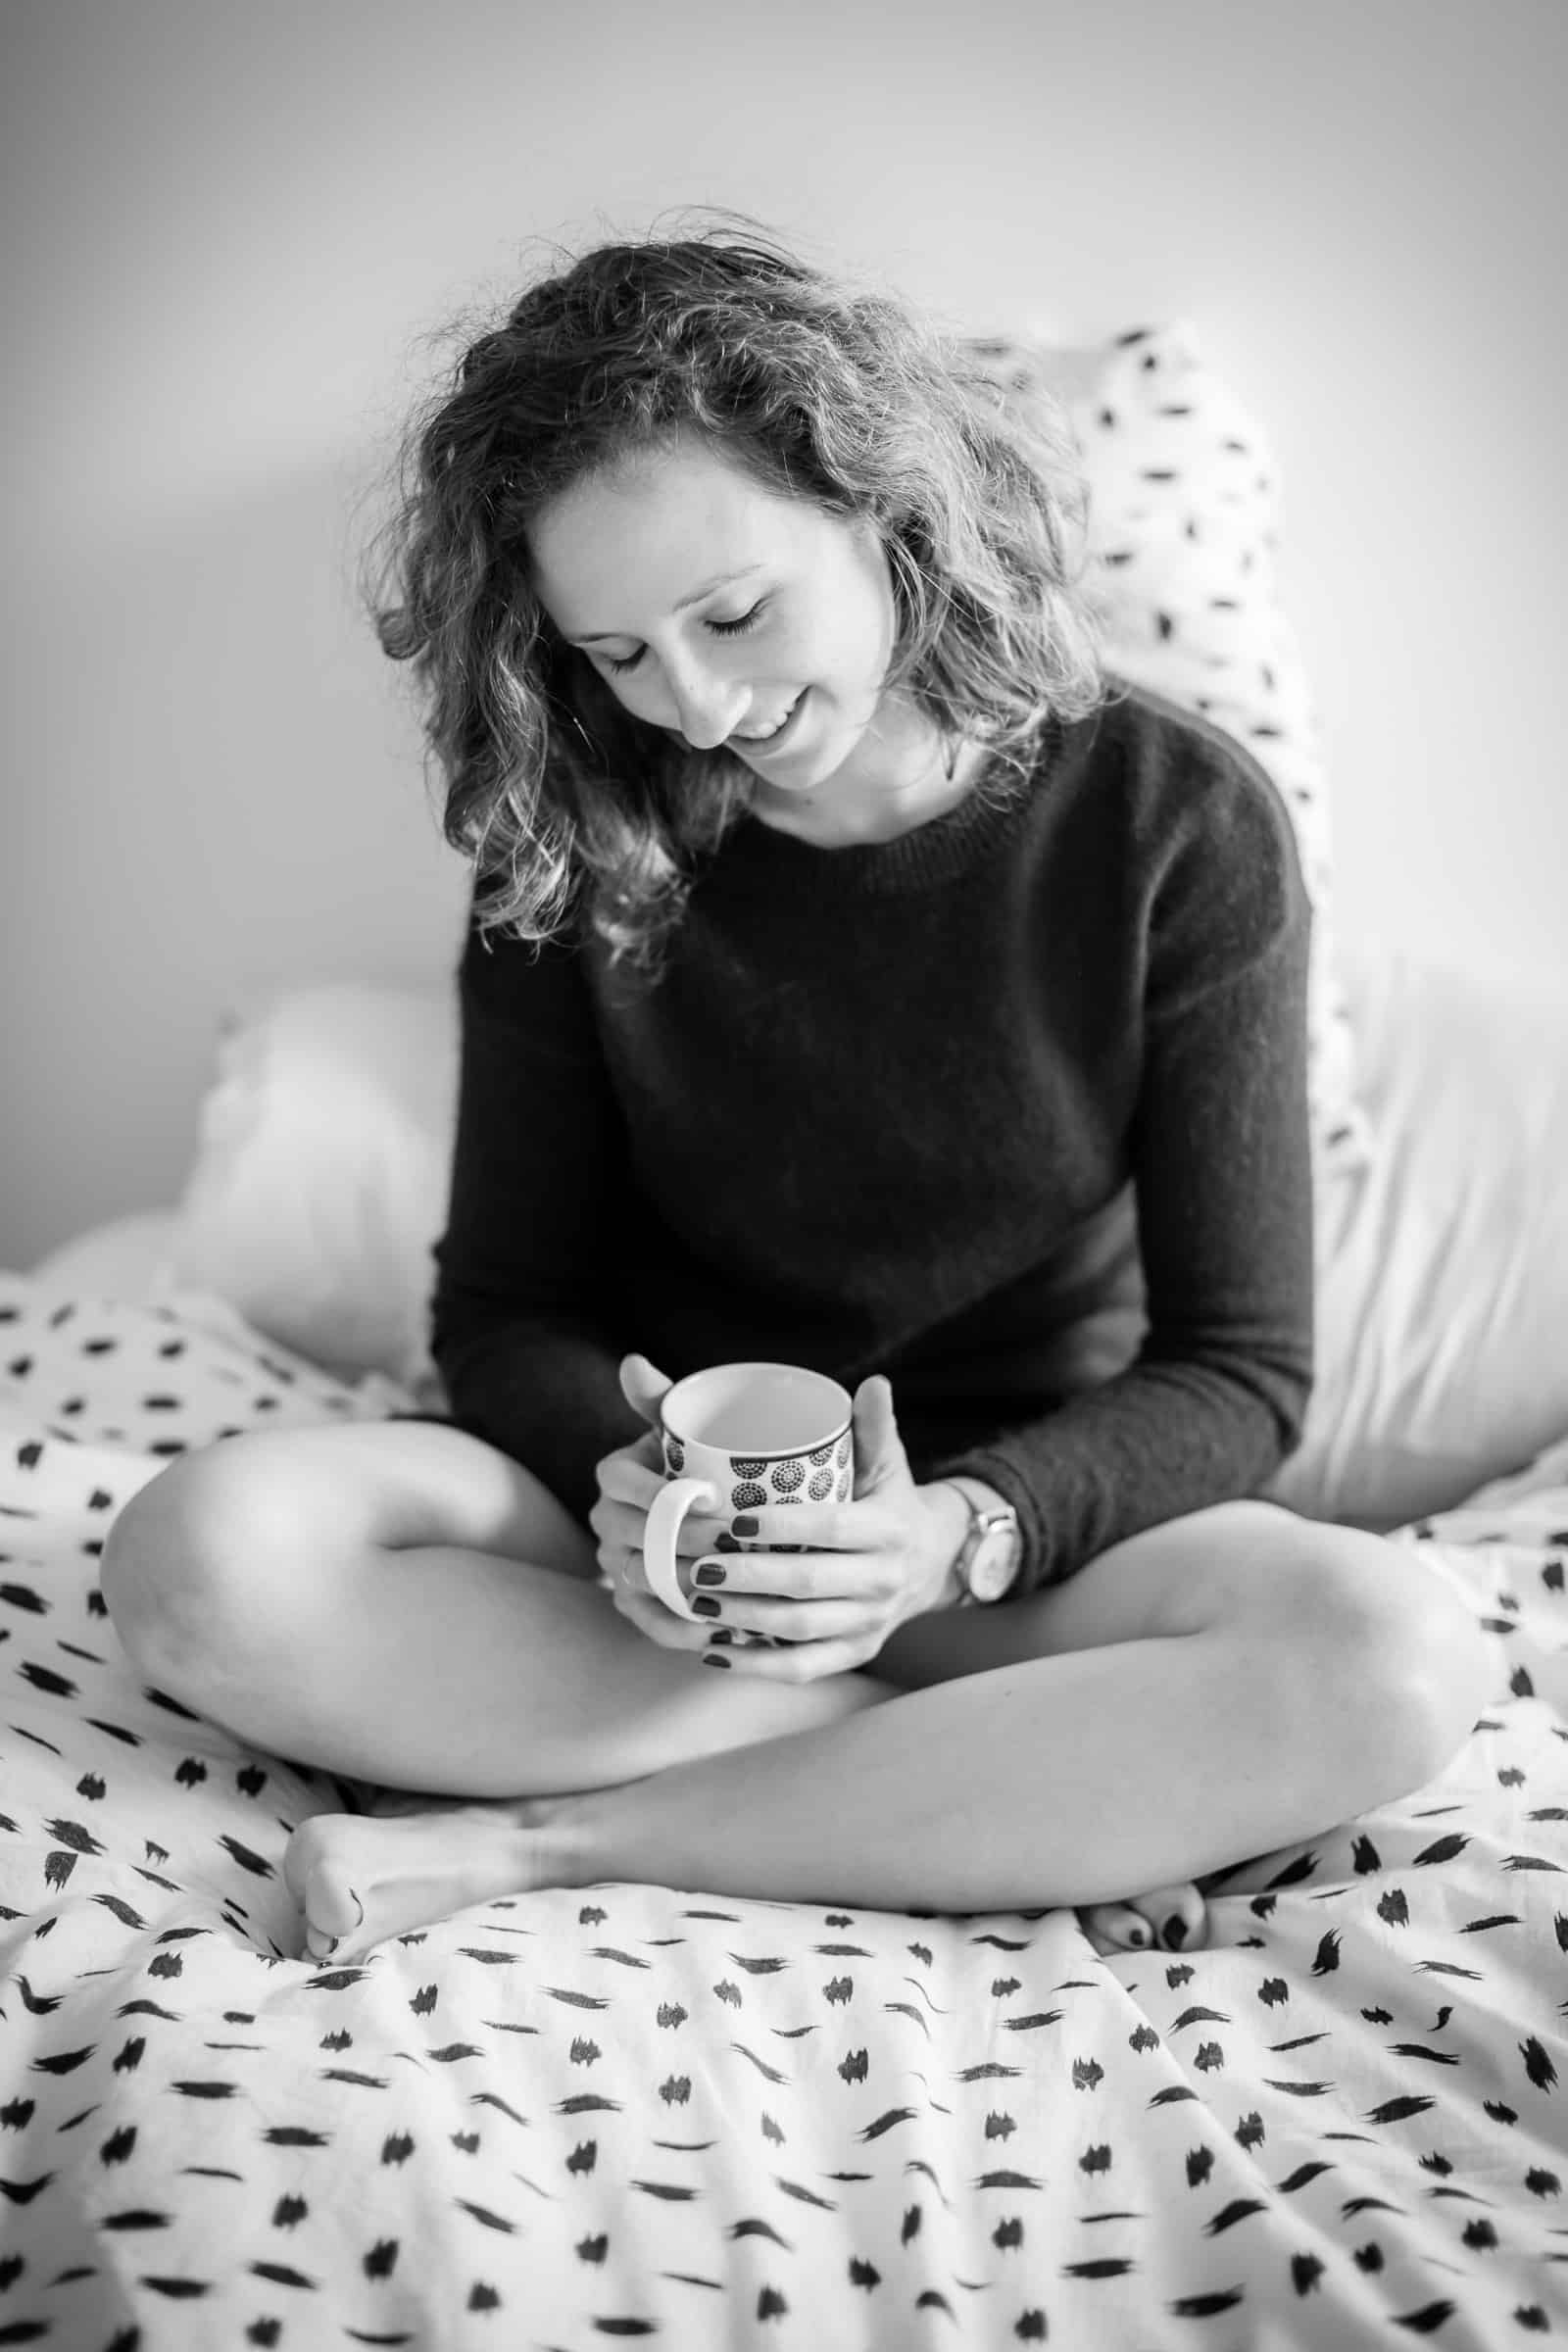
[{"xmin": 680, "ymin": 1371, "xmax": 961, "ymax": 1681}]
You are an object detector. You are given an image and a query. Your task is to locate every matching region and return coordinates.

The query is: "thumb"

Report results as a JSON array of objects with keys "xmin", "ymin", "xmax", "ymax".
[
  {"xmin": 619, "ymin": 1352, "xmax": 674, "ymax": 1430},
  {"xmin": 852, "ymin": 1374, "xmax": 912, "ymax": 1498}
]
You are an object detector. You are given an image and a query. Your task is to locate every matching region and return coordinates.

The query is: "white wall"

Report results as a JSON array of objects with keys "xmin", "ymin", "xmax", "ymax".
[{"xmin": 5, "ymin": 0, "xmax": 1563, "ymax": 1268}]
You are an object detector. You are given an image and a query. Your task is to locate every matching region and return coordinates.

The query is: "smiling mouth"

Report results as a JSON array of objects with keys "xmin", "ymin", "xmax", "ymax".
[{"xmin": 730, "ymin": 691, "xmax": 806, "ymax": 750}]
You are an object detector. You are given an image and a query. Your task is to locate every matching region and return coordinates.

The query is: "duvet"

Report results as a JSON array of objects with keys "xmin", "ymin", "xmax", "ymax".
[{"xmin": 1, "ymin": 1271, "xmax": 1566, "ymax": 2349}]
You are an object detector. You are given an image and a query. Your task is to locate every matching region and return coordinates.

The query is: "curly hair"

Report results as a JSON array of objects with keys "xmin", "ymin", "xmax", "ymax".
[{"xmin": 365, "ymin": 207, "xmax": 1109, "ymax": 971}]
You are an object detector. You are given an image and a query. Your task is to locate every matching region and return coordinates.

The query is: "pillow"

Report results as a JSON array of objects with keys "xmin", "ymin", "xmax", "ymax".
[
  {"xmin": 27, "ymin": 1210, "xmax": 182, "ymax": 1300},
  {"xmin": 165, "ymin": 984, "xmax": 459, "ymax": 1392},
  {"xmin": 1266, "ymin": 945, "xmax": 1568, "ymax": 1530},
  {"xmin": 966, "ymin": 320, "xmax": 1371, "ymax": 1174}
]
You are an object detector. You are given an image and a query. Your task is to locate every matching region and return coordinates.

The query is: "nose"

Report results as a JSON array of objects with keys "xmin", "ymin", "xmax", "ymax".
[{"xmin": 659, "ymin": 647, "xmax": 746, "ymax": 751}]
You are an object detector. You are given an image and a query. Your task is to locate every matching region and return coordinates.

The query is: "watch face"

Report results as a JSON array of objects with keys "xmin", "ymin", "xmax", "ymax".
[{"xmin": 968, "ymin": 1530, "xmax": 1019, "ymax": 1604}]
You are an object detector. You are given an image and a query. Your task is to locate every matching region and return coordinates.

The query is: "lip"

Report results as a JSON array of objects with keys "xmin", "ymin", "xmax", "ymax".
[{"xmin": 730, "ymin": 689, "xmax": 807, "ymax": 755}]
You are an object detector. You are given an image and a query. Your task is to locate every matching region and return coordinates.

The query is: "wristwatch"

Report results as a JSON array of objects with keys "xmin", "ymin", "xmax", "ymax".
[{"xmin": 944, "ymin": 1476, "xmax": 1024, "ymax": 1606}]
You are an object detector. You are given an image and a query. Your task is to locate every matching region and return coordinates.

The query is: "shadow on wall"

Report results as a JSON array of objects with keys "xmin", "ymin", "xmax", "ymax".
[{"xmin": 9, "ymin": 460, "xmax": 470, "ymax": 1267}]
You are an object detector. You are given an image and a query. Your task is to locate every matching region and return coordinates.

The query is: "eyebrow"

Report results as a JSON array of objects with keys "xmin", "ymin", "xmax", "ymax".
[{"xmin": 569, "ymin": 564, "xmax": 764, "ymax": 645}]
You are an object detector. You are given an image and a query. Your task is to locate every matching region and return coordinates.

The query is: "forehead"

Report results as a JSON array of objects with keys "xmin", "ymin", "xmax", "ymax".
[{"xmin": 526, "ymin": 438, "xmax": 807, "ymax": 627}]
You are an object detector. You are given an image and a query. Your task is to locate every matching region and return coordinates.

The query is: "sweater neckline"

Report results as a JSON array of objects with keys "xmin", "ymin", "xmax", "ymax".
[{"xmin": 709, "ymin": 721, "xmax": 1065, "ymax": 897}]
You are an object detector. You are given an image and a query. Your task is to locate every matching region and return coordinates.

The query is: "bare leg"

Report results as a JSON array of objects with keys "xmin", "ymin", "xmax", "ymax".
[
  {"xmin": 557, "ymin": 1508, "xmax": 1486, "ymax": 1909},
  {"xmin": 101, "ymin": 1421, "xmax": 893, "ymax": 1796},
  {"xmin": 286, "ymin": 1503, "xmax": 1489, "ymax": 1959}
]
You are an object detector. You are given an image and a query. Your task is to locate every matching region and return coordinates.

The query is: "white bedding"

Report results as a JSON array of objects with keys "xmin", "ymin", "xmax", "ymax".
[{"xmin": 3, "ymin": 1273, "xmax": 1567, "ymax": 2347}]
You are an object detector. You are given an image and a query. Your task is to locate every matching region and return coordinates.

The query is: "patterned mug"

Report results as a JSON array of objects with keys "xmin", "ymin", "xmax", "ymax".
[{"xmin": 643, "ymin": 1362, "xmax": 856, "ymax": 1623}]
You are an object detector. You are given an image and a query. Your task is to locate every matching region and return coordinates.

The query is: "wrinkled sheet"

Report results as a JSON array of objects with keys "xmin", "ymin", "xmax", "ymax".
[{"xmin": 1, "ymin": 1274, "xmax": 1566, "ymax": 2348}]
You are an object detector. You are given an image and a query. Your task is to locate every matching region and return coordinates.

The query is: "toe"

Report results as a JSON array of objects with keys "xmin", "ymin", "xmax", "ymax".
[
  {"xmin": 1130, "ymin": 1881, "xmax": 1208, "ymax": 1951},
  {"xmin": 305, "ymin": 1904, "xmax": 364, "ymax": 1965},
  {"xmin": 306, "ymin": 1868, "xmax": 366, "ymax": 1945},
  {"xmin": 1080, "ymin": 1901, "xmax": 1156, "ymax": 1955},
  {"xmin": 284, "ymin": 1817, "xmax": 371, "ymax": 1963}
]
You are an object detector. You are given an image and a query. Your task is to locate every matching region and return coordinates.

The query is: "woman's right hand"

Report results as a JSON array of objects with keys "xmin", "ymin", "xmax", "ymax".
[{"xmin": 588, "ymin": 1356, "xmax": 747, "ymax": 1656}]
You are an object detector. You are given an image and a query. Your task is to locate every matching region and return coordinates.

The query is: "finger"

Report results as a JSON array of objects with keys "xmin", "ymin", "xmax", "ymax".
[
  {"xmin": 1127, "ymin": 1882, "xmax": 1209, "ymax": 1952},
  {"xmin": 608, "ymin": 1575, "xmax": 713, "ymax": 1653},
  {"xmin": 607, "ymin": 1544, "xmax": 712, "ymax": 1609},
  {"xmin": 618, "ymin": 1353, "xmax": 674, "ymax": 1429},
  {"xmin": 852, "ymin": 1373, "xmax": 913, "ymax": 1500},
  {"xmin": 608, "ymin": 1570, "xmax": 780, "ymax": 1659},
  {"xmin": 605, "ymin": 1518, "xmax": 745, "ymax": 1608},
  {"xmin": 700, "ymin": 1631, "xmax": 883, "ymax": 1685},
  {"xmin": 587, "ymin": 1494, "xmax": 659, "ymax": 1572},
  {"xmin": 604, "ymin": 1543, "xmax": 653, "ymax": 1599},
  {"xmin": 722, "ymin": 1499, "xmax": 893, "ymax": 1557},
  {"xmin": 681, "ymin": 1579, "xmax": 874, "ymax": 1645},
  {"xmin": 615, "ymin": 1504, "xmax": 740, "ymax": 1563},
  {"xmin": 596, "ymin": 1446, "xmax": 668, "ymax": 1510},
  {"xmin": 684, "ymin": 1547, "xmax": 890, "ymax": 1605},
  {"xmin": 1080, "ymin": 1902, "xmax": 1159, "ymax": 1956}
]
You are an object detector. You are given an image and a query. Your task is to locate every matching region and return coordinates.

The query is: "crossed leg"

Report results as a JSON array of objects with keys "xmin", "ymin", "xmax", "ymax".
[{"xmin": 100, "ymin": 1424, "xmax": 1488, "ymax": 1964}]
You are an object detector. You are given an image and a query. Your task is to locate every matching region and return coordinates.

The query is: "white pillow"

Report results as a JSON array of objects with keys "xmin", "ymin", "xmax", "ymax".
[
  {"xmin": 27, "ymin": 1210, "xmax": 181, "ymax": 1299},
  {"xmin": 1268, "ymin": 945, "xmax": 1568, "ymax": 1528},
  {"xmin": 970, "ymin": 320, "xmax": 1371, "ymax": 1174},
  {"xmin": 165, "ymin": 985, "xmax": 458, "ymax": 1391}
]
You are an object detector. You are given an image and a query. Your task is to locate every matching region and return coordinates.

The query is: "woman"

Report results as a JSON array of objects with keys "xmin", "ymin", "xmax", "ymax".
[{"xmin": 101, "ymin": 215, "xmax": 1487, "ymax": 1965}]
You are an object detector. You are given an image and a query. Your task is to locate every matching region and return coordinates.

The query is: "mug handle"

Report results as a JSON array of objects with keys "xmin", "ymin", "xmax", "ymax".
[{"xmin": 643, "ymin": 1476, "xmax": 719, "ymax": 1618}]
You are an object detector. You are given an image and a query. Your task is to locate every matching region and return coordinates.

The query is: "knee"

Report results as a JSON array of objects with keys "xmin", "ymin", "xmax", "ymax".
[
  {"xmin": 100, "ymin": 1439, "xmax": 315, "ymax": 1699},
  {"xmin": 1258, "ymin": 1518, "xmax": 1491, "ymax": 1799}
]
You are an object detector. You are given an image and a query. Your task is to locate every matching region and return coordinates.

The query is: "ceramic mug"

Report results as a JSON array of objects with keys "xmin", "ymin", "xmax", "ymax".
[{"xmin": 642, "ymin": 1361, "xmax": 856, "ymax": 1623}]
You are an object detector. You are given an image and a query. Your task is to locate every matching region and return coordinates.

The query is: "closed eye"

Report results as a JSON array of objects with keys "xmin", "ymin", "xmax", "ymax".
[{"xmin": 601, "ymin": 602, "xmax": 768, "ymax": 675}]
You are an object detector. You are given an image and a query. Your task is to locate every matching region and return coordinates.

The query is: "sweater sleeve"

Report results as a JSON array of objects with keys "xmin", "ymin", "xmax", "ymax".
[
  {"xmin": 427, "ymin": 907, "xmax": 646, "ymax": 1526},
  {"xmin": 930, "ymin": 744, "xmax": 1316, "ymax": 1589}
]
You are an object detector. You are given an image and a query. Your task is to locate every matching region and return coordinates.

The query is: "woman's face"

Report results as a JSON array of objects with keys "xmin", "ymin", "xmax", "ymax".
[{"xmin": 526, "ymin": 434, "xmax": 925, "ymax": 817}]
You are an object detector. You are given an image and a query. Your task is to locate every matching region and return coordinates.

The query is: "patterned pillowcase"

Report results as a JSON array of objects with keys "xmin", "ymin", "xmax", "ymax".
[{"xmin": 965, "ymin": 322, "xmax": 1371, "ymax": 1174}]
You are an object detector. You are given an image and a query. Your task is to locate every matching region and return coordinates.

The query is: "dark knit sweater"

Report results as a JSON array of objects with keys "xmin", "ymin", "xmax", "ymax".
[{"xmin": 429, "ymin": 680, "xmax": 1315, "ymax": 1591}]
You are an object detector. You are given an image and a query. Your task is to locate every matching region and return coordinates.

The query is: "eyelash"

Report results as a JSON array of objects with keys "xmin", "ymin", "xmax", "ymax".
[{"xmin": 600, "ymin": 602, "xmax": 767, "ymax": 675}]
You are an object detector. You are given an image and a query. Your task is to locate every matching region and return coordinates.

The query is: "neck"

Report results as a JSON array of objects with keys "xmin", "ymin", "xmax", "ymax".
[{"xmin": 750, "ymin": 729, "xmax": 991, "ymax": 850}]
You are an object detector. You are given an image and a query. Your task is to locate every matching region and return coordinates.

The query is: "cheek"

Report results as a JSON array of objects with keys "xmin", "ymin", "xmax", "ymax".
[{"xmin": 790, "ymin": 601, "xmax": 884, "ymax": 690}]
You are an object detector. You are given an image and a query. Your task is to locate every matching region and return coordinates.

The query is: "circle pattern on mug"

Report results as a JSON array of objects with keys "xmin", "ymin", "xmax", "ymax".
[
  {"xmin": 771, "ymin": 1460, "xmax": 805, "ymax": 1494},
  {"xmin": 664, "ymin": 1437, "xmax": 685, "ymax": 1473},
  {"xmin": 808, "ymin": 1468, "xmax": 834, "ymax": 1500},
  {"xmin": 731, "ymin": 1481, "xmax": 767, "ymax": 1511},
  {"xmin": 730, "ymin": 1455, "xmax": 765, "ymax": 1479}
]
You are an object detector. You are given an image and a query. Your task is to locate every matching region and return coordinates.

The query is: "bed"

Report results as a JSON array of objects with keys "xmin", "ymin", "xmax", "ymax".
[{"xmin": 7, "ymin": 321, "xmax": 1568, "ymax": 2347}]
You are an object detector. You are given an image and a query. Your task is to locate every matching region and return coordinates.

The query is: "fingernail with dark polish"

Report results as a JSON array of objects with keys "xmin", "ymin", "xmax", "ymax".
[
  {"xmin": 713, "ymin": 1533, "xmax": 742, "ymax": 1553},
  {"xmin": 1162, "ymin": 1914, "xmax": 1188, "ymax": 1949},
  {"xmin": 707, "ymin": 1627, "xmax": 734, "ymax": 1645},
  {"xmin": 702, "ymin": 1651, "xmax": 731, "ymax": 1668},
  {"xmin": 693, "ymin": 1594, "xmax": 722, "ymax": 1617},
  {"xmin": 732, "ymin": 1514, "xmax": 760, "ymax": 1537},
  {"xmin": 694, "ymin": 1563, "xmax": 726, "ymax": 1587}
]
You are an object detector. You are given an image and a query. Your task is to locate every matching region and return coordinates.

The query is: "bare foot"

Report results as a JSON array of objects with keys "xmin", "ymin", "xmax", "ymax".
[
  {"xmin": 1080, "ymin": 1879, "xmax": 1208, "ymax": 1957},
  {"xmin": 283, "ymin": 1797, "xmax": 570, "ymax": 1964}
]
